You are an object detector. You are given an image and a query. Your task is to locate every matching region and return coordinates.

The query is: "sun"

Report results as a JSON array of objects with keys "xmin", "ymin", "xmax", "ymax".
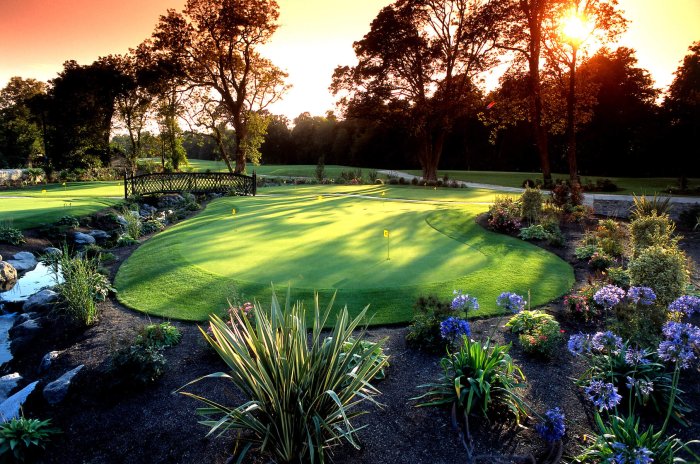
[{"xmin": 560, "ymin": 9, "xmax": 592, "ymax": 45}]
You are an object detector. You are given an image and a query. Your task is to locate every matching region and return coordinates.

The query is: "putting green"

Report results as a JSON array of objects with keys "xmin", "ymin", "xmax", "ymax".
[{"xmin": 115, "ymin": 186, "xmax": 574, "ymax": 323}]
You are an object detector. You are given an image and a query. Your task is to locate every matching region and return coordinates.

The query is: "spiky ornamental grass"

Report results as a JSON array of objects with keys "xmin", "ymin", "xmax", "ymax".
[{"xmin": 179, "ymin": 290, "xmax": 388, "ymax": 464}]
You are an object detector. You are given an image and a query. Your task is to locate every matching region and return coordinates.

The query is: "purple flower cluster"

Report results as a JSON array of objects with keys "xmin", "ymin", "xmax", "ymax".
[
  {"xmin": 567, "ymin": 333, "xmax": 591, "ymax": 356},
  {"xmin": 591, "ymin": 331, "xmax": 623, "ymax": 354},
  {"xmin": 626, "ymin": 286, "xmax": 657, "ymax": 306},
  {"xmin": 668, "ymin": 295, "xmax": 700, "ymax": 316},
  {"xmin": 440, "ymin": 317, "xmax": 471, "ymax": 344},
  {"xmin": 535, "ymin": 407, "xmax": 566, "ymax": 443},
  {"xmin": 624, "ymin": 347, "xmax": 651, "ymax": 366},
  {"xmin": 496, "ymin": 292, "xmax": 526, "ymax": 313},
  {"xmin": 593, "ymin": 285, "xmax": 626, "ymax": 309},
  {"xmin": 626, "ymin": 376, "xmax": 654, "ymax": 397},
  {"xmin": 584, "ymin": 379, "xmax": 622, "ymax": 411},
  {"xmin": 658, "ymin": 321, "xmax": 700, "ymax": 369},
  {"xmin": 451, "ymin": 290, "xmax": 479, "ymax": 312},
  {"xmin": 610, "ymin": 442, "xmax": 653, "ymax": 464}
]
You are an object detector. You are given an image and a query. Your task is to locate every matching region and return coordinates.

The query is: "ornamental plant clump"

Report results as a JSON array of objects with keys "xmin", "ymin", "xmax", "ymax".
[
  {"xmin": 486, "ymin": 196, "xmax": 522, "ymax": 233},
  {"xmin": 628, "ymin": 244, "xmax": 689, "ymax": 306},
  {"xmin": 180, "ymin": 291, "xmax": 387, "ymax": 464},
  {"xmin": 536, "ymin": 407, "xmax": 566, "ymax": 444},
  {"xmin": 0, "ymin": 416, "xmax": 60, "ymax": 463},
  {"xmin": 439, "ymin": 317, "xmax": 471, "ymax": 347},
  {"xmin": 406, "ymin": 295, "xmax": 454, "ymax": 352},
  {"xmin": 497, "ymin": 292, "xmax": 526, "ymax": 313},
  {"xmin": 136, "ymin": 321, "xmax": 182, "ymax": 348},
  {"xmin": 518, "ymin": 318, "xmax": 563, "ymax": 358},
  {"xmin": 415, "ymin": 337, "xmax": 526, "ymax": 422}
]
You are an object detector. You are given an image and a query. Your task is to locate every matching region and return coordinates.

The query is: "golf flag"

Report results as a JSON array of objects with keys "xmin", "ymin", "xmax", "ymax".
[
  {"xmin": 232, "ymin": 209, "xmax": 236, "ymax": 216},
  {"xmin": 384, "ymin": 229, "xmax": 389, "ymax": 238}
]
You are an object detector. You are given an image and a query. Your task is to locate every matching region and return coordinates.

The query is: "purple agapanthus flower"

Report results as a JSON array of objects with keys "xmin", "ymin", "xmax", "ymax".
[
  {"xmin": 535, "ymin": 407, "xmax": 566, "ymax": 443},
  {"xmin": 624, "ymin": 347, "xmax": 651, "ymax": 366},
  {"xmin": 626, "ymin": 286, "xmax": 657, "ymax": 306},
  {"xmin": 593, "ymin": 285, "xmax": 626, "ymax": 309},
  {"xmin": 567, "ymin": 333, "xmax": 590, "ymax": 356},
  {"xmin": 584, "ymin": 379, "xmax": 622, "ymax": 411},
  {"xmin": 611, "ymin": 442, "xmax": 653, "ymax": 464},
  {"xmin": 440, "ymin": 317, "xmax": 471, "ymax": 345},
  {"xmin": 591, "ymin": 331, "xmax": 623, "ymax": 354},
  {"xmin": 658, "ymin": 321, "xmax": 700, "ymax": 369},
  {"xmin": 496, "ymin": 292, "xmax": 527, "ymax": 313},
  {"xmin": 451, "ymin": 290, "xmax": 479, "ymax": 312},
  {"xmin": 668, "ymin": 295, "xmax": 700, "ymax": 316}
]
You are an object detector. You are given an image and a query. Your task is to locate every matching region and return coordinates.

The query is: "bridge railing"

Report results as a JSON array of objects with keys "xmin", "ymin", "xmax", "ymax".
[{"xmin": 124, "ymin": 171, "xmax": 256, "ymax": 199}]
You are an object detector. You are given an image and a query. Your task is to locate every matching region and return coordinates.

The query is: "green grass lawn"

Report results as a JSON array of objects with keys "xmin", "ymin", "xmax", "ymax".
[
  {"xmin": 403, "ymin": 169, "xmax": 699, "ymax": 196},
  {"xmin": 179, "ymin": 159, "xmax": 366, "ymax": 179},
  {"xmin": 115, "ymin": 185, "xmax": 573, "ymax": 323},
  {"xmin": 0, "ymin": 181, "xmax": 123, "ymax": 229}
]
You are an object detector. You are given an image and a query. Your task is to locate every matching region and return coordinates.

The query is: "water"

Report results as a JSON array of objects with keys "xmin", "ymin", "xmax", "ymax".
[
  {"xmin": 0, "ymin": 313, "xmax": 17, "ymax": 367},
  {"xmin": 0, "ymin": 262, "xmax": 63, "ymax": 304}
]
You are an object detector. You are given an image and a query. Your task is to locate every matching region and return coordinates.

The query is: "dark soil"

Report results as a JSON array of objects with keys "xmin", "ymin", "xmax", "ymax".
[{"xmin": 2, "ymin": 214, "xmax": 699, "ymax": 464}]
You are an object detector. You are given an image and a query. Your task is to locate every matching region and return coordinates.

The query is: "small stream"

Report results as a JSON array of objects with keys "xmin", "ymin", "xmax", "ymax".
[{"xmin": 0, "ymin": 262, "xmax": 63, "ymax": 305}]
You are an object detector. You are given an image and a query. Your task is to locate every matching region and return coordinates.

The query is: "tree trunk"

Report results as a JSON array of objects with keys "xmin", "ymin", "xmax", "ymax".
[
  {"xmin": 566, "ymin": 48, "xmax": 579, "ymax": 185},
  {"xmin": 233, "ymin": 117, "xmax": 247, "ymax": 174}
]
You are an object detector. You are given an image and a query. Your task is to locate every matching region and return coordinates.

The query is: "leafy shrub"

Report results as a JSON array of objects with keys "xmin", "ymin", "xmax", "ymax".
[
  {"xmin": 121, "ymin": 208, "xmax": 142, "ymax": 239},
  {"xmin": 564, "ymin": 283, "xmax": 604, "ymax": 322},
  {"xmin": 606, "ymin": 266, "xmax": 631, "ymax": 288},
  {"xmin": 520, "ymin": 188, "xmax": 543, "ymax": 224},
  {"xmin": 56, "ymin": 251, "xmax": 113, "ymax": 325},
  {"xmin": 141, "ymin": 219, "xmax": 165, "ymax": 235},
  {"xmin": 629, "ymin": 244, "xmax": 689, "ymax": 306},
  {"xmin": 569, "ymin": 204, "xmax": 595, "ymax": 223},
  {"xmin": 415, "ymin": 338, "xmax": 526, "ymax": 421},
  {"xmin": 630, "ymin": 213, "xmax": 676, "ymax": 257},
  {"xmin": 630, "ymin": 193, "xmax": 672, "ymax": 220},
  {"xmin": 595, "ymin": 219, "xmax": 628, "ymax": 257},
  {"xmin": 551, "ymin": 182, "xmax": 571, "ymax": 209},
  {"xmin": 487, "ymin": 196, "xmax": 521, "ymax": 233},
  {"xmin": 367, "ymin": 170, "xmax": 378, "ymax": 183},
  {"xmin": 575, "ymin": 244, "xmax": 599, "ymax": 261},
  {"xmin": 518, "ymin": 224, "xmax": 549, "ymax": 241},
  {"xmin": 574, "ymin": 413, "xmax": 693, "ymax": 464},
  {"xmin": 406, "ymin": 295, "xmax": 454, "ymax": 352},
  {"xmin": 506, "ymin": 310, "xmax": 556, "ymax": 334},
  {"xmin": 116, "ymin": 235, "xmax": 139, "ymax": 247},
  {"xmin": 678, "ymin": 205, "xmax": 700, "ymax": 229},
  {"xmin": 315, "ymin": 157, "xmax": 325, "ymax": 181},
  {"xmin": 0, "ymin": 416, "xmax": 59, "ymax": 463},
  {"xmin": 180, "ymin": 292, "xmax": 387, "ymax": 464},
  {"xmin": 56, "ymin": 215, "xmax": 80, "ymax": 228},
  {"xmin": 519, "ymin": 319, "xmax": 562, "ymax": 357},
  {"xmin": 111, "ymin": 344, "xmax": 166, "ymax": 387},
  {"xmin": 589, "ymin": 251, "xmax": 615, "ymax": 271},
  {"xmin": 0, "ymin": 225, "xmax": 25, "ymax": 246},
  {"xmin": 136, "ymin": 322, "xmax": 182, "ymax": 348}
]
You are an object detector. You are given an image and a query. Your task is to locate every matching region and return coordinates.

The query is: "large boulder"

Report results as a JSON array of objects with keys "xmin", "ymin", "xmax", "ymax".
[
  {"xmin": 158, "ymin": 194, "xmax": 185, "ymax": 209},
  {"xmin": 88, "ymin": 229, "xmax": 110, "ymax": 242},
  {"xmin": 43, "ymin": 365, "xmax": 84, "ymax": 405},
  {"xmin": 7, "ymin": 252, "xmax": 37, "ymax": 273},
  {"xmin": 0, "ymin": 261, "xmax": 17, "ymax": 291},
  {"xmin": 39, "ymin": 351, "xmax": 61, "ymax": 372},
  {"xmin": 43, "ymin": 247, "xmax": 63, "ymax": 258},
  {"xmin": 22, "ymin": 289, "xmax": 59, "ymax": 313},
  {"xmin": 0, "ymin": 381, "xmax": 38, "ymax": 421},
  {"xmin": 73, "ymin": 232, "xmax": 96, "ymax": 246},
  {"xmin": 0, "ymin": 373, "xmax": 21, "ymax": 403},
  {"xmin": 9, "ymin": 318, "xmax": 41, "ymax": 339},
  {"xmin": 139, "ymin": 204, "xmax": 158, "ymax": 218}
]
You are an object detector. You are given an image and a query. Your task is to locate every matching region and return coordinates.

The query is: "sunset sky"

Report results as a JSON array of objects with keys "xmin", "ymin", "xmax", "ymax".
[{"xmin": 0, "ymin": 0, "xmax": 698, "ymax": 120}]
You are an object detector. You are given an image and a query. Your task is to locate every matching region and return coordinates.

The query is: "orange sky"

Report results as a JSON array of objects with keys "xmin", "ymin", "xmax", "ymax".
[{"xmin": 0, "ymin": 0, "xmax": 698, "ymax": 119}]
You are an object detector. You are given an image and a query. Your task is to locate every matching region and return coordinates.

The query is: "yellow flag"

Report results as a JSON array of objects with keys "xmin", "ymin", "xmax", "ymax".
[
  {"xmin": 232, "ymin": 209, "xmax": 236, "ymax": 216},
  {"xmin": 317, "ymin": 195, "xmax": 323, "ymax": 200},
  {"xmin": 384, "ymin": 229, "xmax": 389, "ymax": 238}
]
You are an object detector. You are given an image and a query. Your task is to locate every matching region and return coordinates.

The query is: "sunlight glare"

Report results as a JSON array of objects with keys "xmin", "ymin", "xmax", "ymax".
[{"xmin": 560, "ymin": 10, "xmax": 592, "ymax": 45}]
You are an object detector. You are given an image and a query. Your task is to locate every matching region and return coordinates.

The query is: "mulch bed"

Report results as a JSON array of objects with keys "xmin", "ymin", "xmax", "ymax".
[{"xmin": 2, "ymin": 211, "xmax": 699, "ymax": 464}]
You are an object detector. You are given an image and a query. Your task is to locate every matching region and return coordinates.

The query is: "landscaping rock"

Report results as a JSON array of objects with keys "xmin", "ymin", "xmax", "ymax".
[
  {"xmin": 158, "ymin": 194, "xmax": 185, "ymax": 209},
  {"xmin": 115, "ymin": 215, "xmax": 128, "ymax": 227},
  {"xmin": 0, "ymin": 381, "xmax": 38, "ymax": 421},
  {"xmin": 88, "ymin": 229, "xmax": 110, "ymax": 241},
  {"xmin": 13, "ymin": 313, "xmax": 38, "ymax": 325},
  {"xmin": 9, "ymin": 318, "xmax": 41, "ymax": 338},
  {"xmin": 7, "ymin": 252, "xmax": 37, "ymax": 273},
  {"xmin": 43, "ymin": 365, "xmax": 84, "ymax": 405},
  {"xmin": 43, "ymin": 247, "xmax": 63, "ymax": 257},
  {"xmin": 139, "ymin": 204, "xmax": 158, "ymax": 218},
  {"xmin": 73, "ymin": 232, "xmax": 96, "ymax": 246},
  {"xmin": 0, "ymin": 373, "xmax": 21, "ymax": 403},
  {"xmin": 0, "ymin": 261, "xmax": 17, "ymax": 290},
  {"xmin": 39, "ymin": 351, "xmax": 60, "ymax": 372},
  {"xmin": 22, "ymin": 289, "xmax": 59, "ymax": 313}
]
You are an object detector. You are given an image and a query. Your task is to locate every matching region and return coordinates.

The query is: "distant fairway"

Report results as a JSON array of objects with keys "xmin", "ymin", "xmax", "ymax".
[{"xmin": 115, "ymin": 185, "xmax": 574, "ymax": 323}]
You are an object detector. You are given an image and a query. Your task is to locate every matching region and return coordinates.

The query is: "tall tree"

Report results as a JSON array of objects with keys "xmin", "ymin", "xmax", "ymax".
[
  {"xmin": 542, "ymin": 0, "xmax": 627, "ymax": 183},
  {"xmin": 0, "ymin": 77, "xmax": 47, "ymax": 168},
  {"xmin": 152, "ymin": 0, "xmax": 289, "ymax": 174},
  {"xmin": 664, "ymin": 41, "xmax": 700, "ymax": 188},
  {"xmin": 332, "ymin": 0, "xmax": 503, "ymax": 180}
]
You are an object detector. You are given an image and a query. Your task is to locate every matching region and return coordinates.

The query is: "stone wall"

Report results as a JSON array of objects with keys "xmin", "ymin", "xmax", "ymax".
[{"xmin": 592, "ymin": 199, "xmax": 700, "ymax": 221}]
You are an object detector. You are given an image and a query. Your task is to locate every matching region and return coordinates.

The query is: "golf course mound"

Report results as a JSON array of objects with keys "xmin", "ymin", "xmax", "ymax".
[{"xmin": 115, "ymin": 187, "xmax": 574, "ymax": 323}]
